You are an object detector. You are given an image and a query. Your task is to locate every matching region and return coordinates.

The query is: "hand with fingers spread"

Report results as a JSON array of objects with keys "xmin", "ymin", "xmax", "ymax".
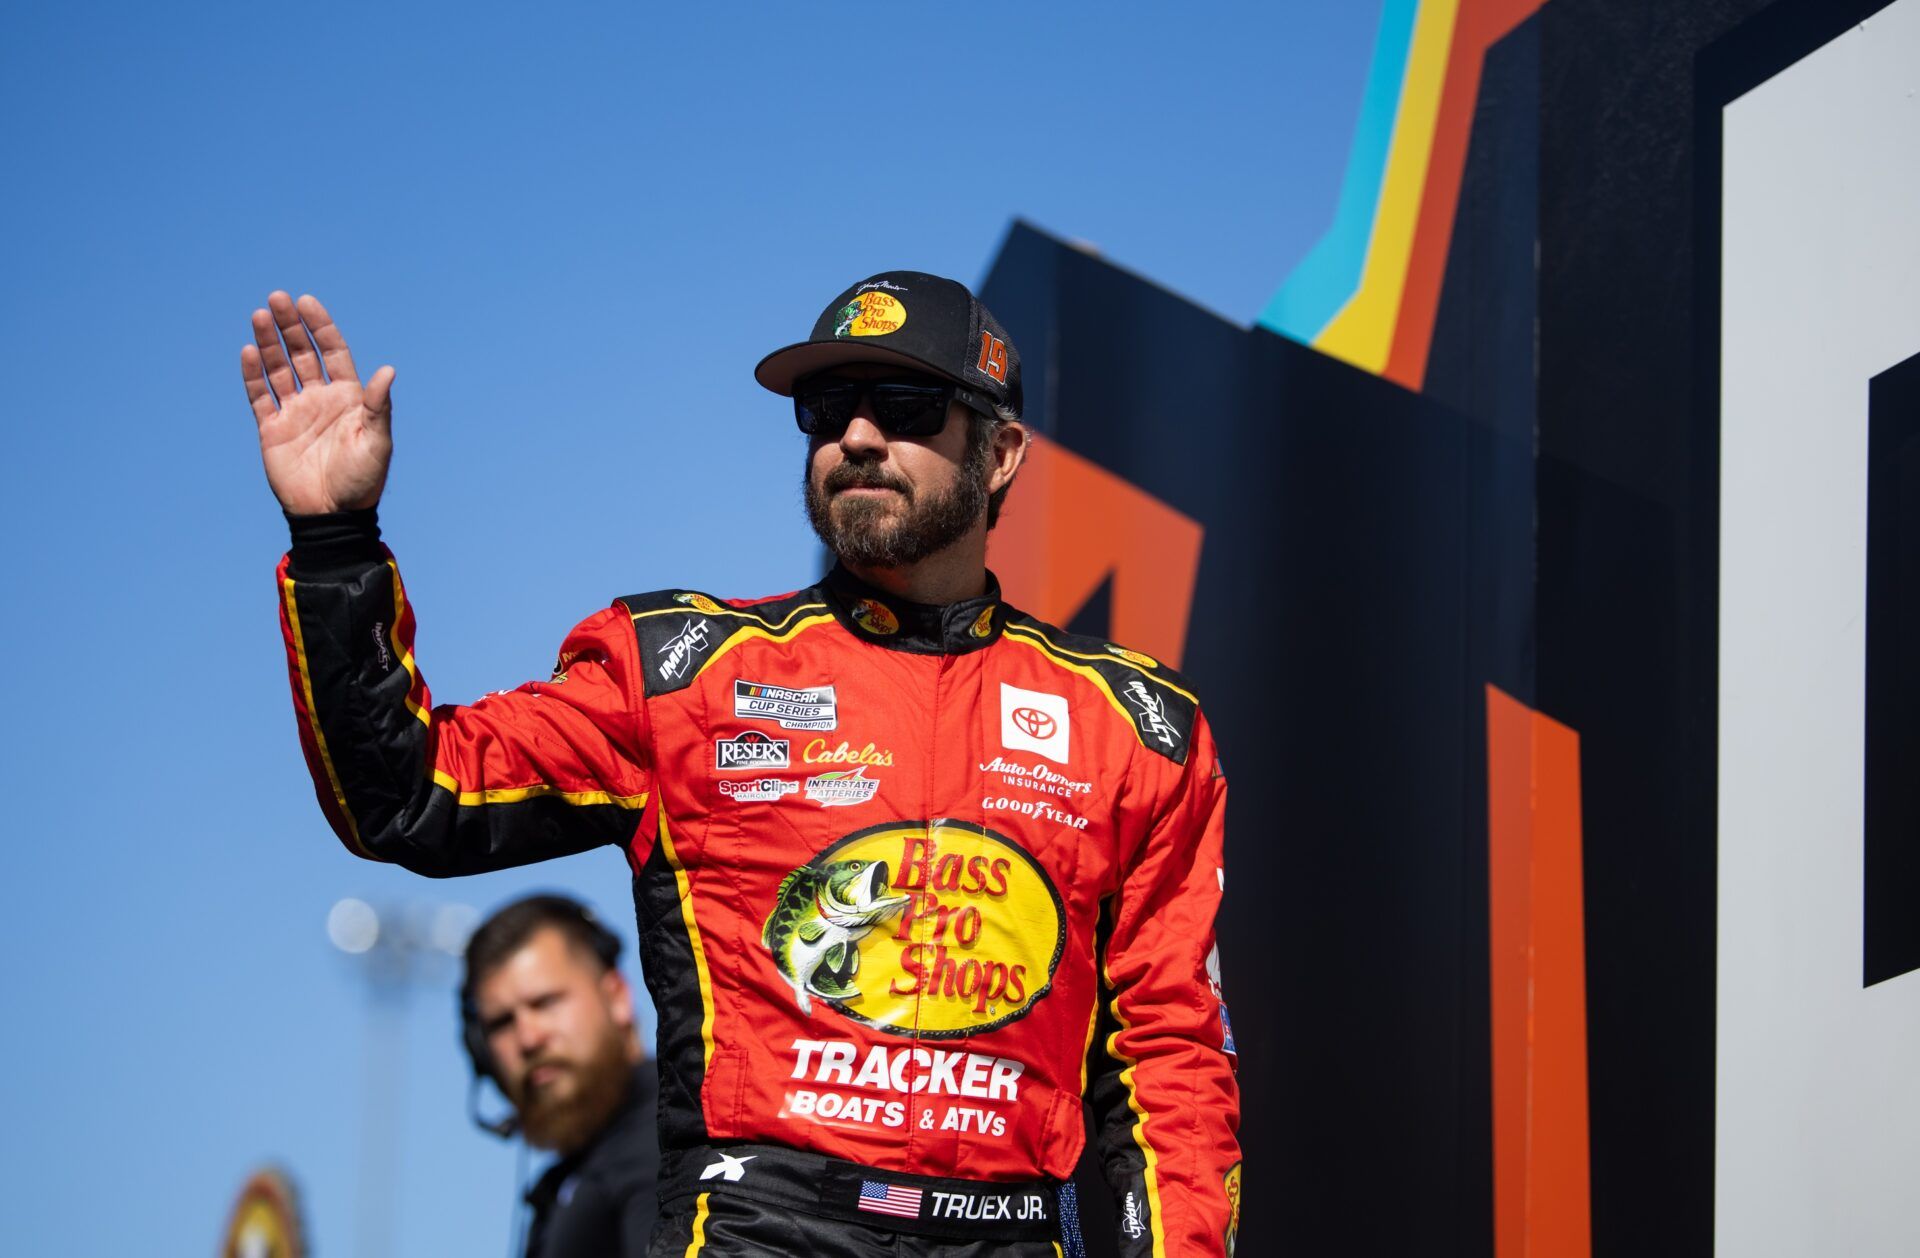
[{"xmin": 241, "ymin": 291, "xmax": 396, "ymax": 515}]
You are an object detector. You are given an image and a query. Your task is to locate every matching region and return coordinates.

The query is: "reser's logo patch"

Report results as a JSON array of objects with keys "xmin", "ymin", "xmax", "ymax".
[
  {"xmin": 835, "ymin": 290, "xmax": 907, "ymax": 338},
  {"xmin": 736, "ymin": 679, "xmax": 838, "ymax": 730},
  {"xmin": 761, "ymin": 821, "xmax": 1066, "ymax": 1037},
  {"xmin": 716, "ymin": 730, "xmax": 790, "ymax": 771}
]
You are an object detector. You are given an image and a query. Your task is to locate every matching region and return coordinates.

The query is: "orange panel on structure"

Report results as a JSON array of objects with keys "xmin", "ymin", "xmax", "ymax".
[
  {"xmin": 1486, "ymin": 683, "xmax": 1591, "ymax": 1258},
  {"xmin": 987, "ymin": 434, "xmax": 1205, "ymax": 669}
]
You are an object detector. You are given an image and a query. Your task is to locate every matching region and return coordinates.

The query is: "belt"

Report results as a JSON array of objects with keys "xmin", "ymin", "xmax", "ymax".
[{"xmin": 659, "ymin": 1142, "xmax": 1064, "ymax": 1243}]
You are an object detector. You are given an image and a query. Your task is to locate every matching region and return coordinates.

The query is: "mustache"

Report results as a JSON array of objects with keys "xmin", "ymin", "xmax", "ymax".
[
  {"xmin": 512, "ymin": 1052, "xmax": 575, "ymax": 1094},
  {"xmin": 823, "ymin": 461, "xmax": 911, "ymax": 498}
]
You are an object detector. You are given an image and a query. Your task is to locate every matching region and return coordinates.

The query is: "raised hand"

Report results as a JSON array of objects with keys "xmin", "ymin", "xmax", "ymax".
[{"xmin": 242, "ymin": 292, "xmax": 395, "ymax": 515}]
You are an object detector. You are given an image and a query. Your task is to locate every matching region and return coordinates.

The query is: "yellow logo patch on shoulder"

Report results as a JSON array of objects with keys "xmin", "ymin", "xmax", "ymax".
[
  {"xmin": 1107, "ymin": 644, "xmax": 1160, "ymax": 669},
  {"xmin": 851, "ymin": 598, "xmax": 899, "ymax": 635},
  {"xmin": 762, "ymin": 821, "xmax": 1064, "ymax": 1037},
  {"xmin": 970, "ymin": 607, "xmax": 995, "ymax": 638},
  {"xmin": 675, "ymin": 592, "xmax": 725, "ymax": 615},
  {"xmin": 835, "ymin": 290, "xmax": 908, "ymax": 338}
]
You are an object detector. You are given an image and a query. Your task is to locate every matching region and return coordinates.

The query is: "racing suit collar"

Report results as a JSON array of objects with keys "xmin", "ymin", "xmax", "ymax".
[{"xmin": 819, "ymin": 563, "xmax": 1006, "ymax": 655}]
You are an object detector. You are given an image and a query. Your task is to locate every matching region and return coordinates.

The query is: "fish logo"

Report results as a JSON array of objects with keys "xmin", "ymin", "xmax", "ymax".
[
  {"xmin": 764, "ymin": 821, "xmax": 1065, "ymax": 1037},
  {"xmin": 762, "ymin": 858, "xmax": 909, "ymax": 1013},
  {"xmin": 835, "ymin": 290, "xmax": 907, "ymax": 338},
  {"xmin": 851, "ymin": 598, "xmax": 899, "ymax": 636}
]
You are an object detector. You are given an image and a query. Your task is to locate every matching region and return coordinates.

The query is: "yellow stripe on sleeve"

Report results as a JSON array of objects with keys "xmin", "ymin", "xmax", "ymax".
[{"xmin": 281, "ymin": 577, "xmax": 374, "ymax": 860}]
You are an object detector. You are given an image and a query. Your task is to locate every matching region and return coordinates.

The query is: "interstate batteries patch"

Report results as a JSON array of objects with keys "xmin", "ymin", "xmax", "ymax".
[{"xmin": 762, "ymin": 821, "xmax": 1065, "ymax": 1038}]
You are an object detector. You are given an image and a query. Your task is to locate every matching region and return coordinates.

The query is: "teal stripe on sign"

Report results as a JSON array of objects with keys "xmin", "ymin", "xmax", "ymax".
[{"xmin": 1257, "ymin": 0, "xmax": 1420, "ymax": 343}]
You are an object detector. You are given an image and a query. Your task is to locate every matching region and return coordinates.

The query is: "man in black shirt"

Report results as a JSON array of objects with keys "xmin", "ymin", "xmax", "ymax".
[{"xmin": 462, "ymin": 895, "xmax": 661, "ymax": 1256}]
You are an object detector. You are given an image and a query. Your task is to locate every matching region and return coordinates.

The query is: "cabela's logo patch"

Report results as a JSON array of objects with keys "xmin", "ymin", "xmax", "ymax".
[
  {"xmin": 1107, "ymin": 644, "xmax": 1159, "ymax": 669},
  {"xmin": 834, "ymin": 290, "xmax": 908, "ymax": 338},
  {"xmin": 804, "ymin": 739, "xmax": 894, "ymax": 767},
  {"xmin": 850, "ymin": 598, "xmax": 899, "ymax": 636},
  {"xmin": 761, "ymin": 821, "xmax": 1065, "ymax": 1037}
]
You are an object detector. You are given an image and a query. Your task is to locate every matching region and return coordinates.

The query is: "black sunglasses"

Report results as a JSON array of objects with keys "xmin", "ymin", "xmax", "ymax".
[{"xmin": 793, "ymin": 374, "xmax": 999, "ymax": 438}]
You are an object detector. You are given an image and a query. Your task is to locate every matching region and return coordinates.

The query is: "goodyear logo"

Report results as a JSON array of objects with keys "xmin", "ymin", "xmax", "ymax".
[
  {"xmin": 761, "ymin": 820, "xmax": 1064, "ymax": 1037},
  {"xmin": 835, "ymin": 290, "xmax": 907, "ymax": 338}
]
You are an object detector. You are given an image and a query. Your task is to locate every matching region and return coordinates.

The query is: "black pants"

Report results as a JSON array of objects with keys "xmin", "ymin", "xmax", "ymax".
[
  {"xmin": 650, "ymin": 1192, "xmax": 1064, "ymax": 1257},
  {"xmin": 649, "ymin": 1143, "xmax": 1081, "ymax": 1258}
]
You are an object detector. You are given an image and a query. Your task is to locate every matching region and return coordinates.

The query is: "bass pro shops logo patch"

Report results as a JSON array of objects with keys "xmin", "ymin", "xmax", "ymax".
[
  {"xmin": 834, "ymin": 290, "xmax": 908, "ymax": 338},
  {"xmin": 761, "ymin": 821, "xmax": 1065, "ymax": 1036}
]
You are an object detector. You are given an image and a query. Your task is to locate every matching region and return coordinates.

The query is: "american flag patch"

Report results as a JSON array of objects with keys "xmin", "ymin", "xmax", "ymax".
[{"xmin": 856, "ymin": 1179, "xmax": 923, "ymax": 1219}]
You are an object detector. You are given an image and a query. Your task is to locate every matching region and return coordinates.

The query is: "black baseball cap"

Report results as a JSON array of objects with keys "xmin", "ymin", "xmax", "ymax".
[{"xmin": 754, "ymin": 270, "xmax": 1023, "ymax": 418}]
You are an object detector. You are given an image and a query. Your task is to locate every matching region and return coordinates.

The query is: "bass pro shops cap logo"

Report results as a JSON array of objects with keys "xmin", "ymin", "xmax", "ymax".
[
  {"xmin": 835, "ymin": 290, "xmax": 907, "ymax": 338},
  {"xmin": 762, "ymin": 821, "xmax": 1065, "ymax": 1037}
]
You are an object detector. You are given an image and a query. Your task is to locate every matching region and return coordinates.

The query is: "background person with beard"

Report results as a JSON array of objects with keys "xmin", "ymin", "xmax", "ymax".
[{"xmin": 462, "ymin": 895, "xmax": 660, "ymax": 1258}]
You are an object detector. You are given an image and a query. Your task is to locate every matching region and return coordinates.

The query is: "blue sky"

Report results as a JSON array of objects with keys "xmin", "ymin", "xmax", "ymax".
[{"xmin": 0, "ymin": 3, "xmax": 1377, "ymax": 1251}]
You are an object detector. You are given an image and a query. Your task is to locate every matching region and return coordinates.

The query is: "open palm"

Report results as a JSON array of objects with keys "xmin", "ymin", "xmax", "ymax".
[{"xmin": 242, "ymin": 291, "xmax": 395, "ymax": 515}]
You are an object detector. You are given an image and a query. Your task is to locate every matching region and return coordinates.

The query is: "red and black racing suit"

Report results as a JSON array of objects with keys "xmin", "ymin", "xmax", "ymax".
[{"xmin": 278, "ymin": 512, "xmax": 1241, "ymax": 1257}]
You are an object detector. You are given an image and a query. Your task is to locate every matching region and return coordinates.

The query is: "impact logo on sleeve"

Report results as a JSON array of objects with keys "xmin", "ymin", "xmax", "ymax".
[
  {"xmin": 736, "ymin": 680, "xmax": 838, "ymax": 730},
  {"xmin": 1123, "ymin": 677, "xmax": 1180, "ymax": 751},
  {"xmin": 1000, "ymin": 683, "xmax": 1070, "ymax": 764},
  {"xmin": 657, "ymin": 619, "xmax": 714, "ymax": 681},
  {"xmin": 715, "ymin": 731, "xmax": 791, "ymax": 771}
]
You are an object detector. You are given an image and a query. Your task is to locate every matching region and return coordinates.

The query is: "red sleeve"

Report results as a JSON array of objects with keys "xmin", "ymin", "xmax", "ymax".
[{"xmin": 1090, "ymin": 708, "xmax": 1242, "ymax": 1257}]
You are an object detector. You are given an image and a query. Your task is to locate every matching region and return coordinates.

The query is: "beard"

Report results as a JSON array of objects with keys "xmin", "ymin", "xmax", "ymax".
[
  {"xmin": 507, "ymin": 1028, "xmax": 634, "ymax": 1154},
  {"xmin": 803, "ymin": 424, "xmax": 992, "ymax": 568}
]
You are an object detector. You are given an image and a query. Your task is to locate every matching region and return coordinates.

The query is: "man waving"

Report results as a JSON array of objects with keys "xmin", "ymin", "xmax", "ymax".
[{"xmin": 245, "ymin": 273, "xmax": 1241, "ymax": 1257}]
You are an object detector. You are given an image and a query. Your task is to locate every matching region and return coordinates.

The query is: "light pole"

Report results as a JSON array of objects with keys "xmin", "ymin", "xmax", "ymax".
[{"xmin": 327, "ymin": 897, "xmax": 478, "ymax": 1258}]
